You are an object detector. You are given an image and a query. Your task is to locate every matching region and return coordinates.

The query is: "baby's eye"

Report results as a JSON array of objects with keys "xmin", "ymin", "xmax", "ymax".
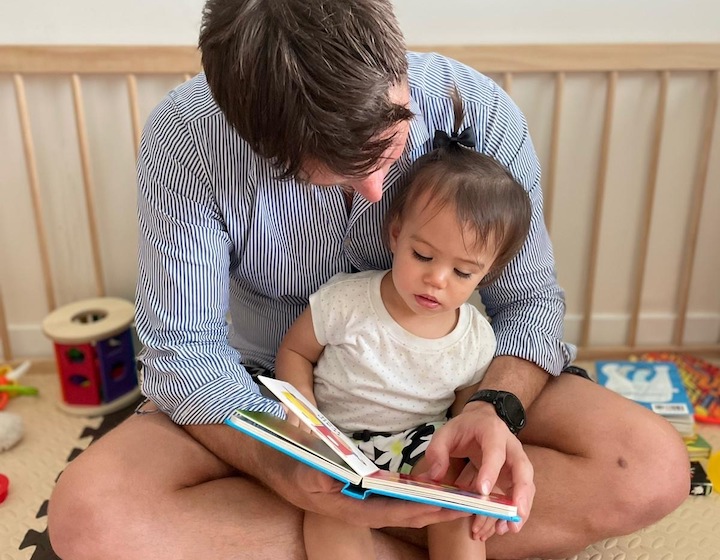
[
  {"xmin": 454, "ymin": 269, "xmax": 472, "ymax": 279},
  {"xmin": 412, "ymin": 250, "xmax": 431, "ymax": 262}
]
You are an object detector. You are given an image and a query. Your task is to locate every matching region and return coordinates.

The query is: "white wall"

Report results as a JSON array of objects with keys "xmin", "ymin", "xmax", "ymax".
[
  {"xmin": 1, "ymin": 0, "xmax": 719, "ymax": 45},
  {"xmin": 1, "ymin": 2, "xmax": 719, "ymax": 358}
]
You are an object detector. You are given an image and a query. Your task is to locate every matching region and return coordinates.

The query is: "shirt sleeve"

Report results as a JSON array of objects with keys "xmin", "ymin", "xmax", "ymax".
[
  {"xmin": 135, "ymin": 94, "xmax": 284, "ymax": 424},
  {"xmin": 478, "ymin": 84, "xmax": 577, "ymax": 375}
]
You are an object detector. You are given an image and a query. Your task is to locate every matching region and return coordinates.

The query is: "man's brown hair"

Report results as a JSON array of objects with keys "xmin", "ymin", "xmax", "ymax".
[
  {"xmin": 384, "ymin": 90, "xmax": 532, "ymax": 288},
  {"xmin": 199, "ymin": 0, "xmax": 414, "ymax": 179}
]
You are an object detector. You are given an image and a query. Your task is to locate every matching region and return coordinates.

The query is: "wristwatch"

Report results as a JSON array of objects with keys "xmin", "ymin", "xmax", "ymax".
[{"xmin": 466, "ymin": 390, "xmax": 526, "ymax": 435}]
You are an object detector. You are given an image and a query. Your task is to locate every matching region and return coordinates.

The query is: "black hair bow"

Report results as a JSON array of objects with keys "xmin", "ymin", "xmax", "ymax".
[{"xmin": 433, "ymin": 126, "xmax": 476, "ymax": 150}]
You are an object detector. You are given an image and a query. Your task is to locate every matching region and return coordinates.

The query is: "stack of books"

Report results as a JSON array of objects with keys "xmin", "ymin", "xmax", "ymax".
[
  {"xmin": 686, "ymin": 433, "xmax": 712, "ymax": 460},
  {"xmin": 690, "ymin": 461, "xmax": 713, "ymax": 496}
]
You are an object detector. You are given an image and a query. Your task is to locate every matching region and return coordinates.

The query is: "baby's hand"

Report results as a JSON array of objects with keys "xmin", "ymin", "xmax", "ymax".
[
  {"xmin": 472, "ymin": 514, "xmax": 497, "ymax": 541},
  {"xmin": 282, "ymin": 405, "xmax": 314, "ymax": 435},
  {"xmin": 282, "ymin": 405, "xmax": 302, "ymax": 427}
]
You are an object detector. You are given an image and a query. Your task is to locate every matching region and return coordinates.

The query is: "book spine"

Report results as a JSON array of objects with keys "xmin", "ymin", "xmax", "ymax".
[{"xmin": 689, "ymin": 479, "xmax": 713, "ymax": 496}]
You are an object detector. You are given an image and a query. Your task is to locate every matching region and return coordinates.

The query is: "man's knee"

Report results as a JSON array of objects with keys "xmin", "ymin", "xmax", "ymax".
[
  {"xmin": 590, "ymin": 417, "xmax": 689, "ymax": 537},
  {"xmin": 48, "ymin": 456, "xmax": 122, "ymax": 559}
]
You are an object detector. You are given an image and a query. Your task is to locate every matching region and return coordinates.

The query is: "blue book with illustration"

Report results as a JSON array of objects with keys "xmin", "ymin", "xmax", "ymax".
[
  {"xmin": 225, "ymin": 376, "xmax": 520, "ymax": 522},
  {"xmin": 596, "ymin": 360, "xmax": 695, "ymax": 436}
]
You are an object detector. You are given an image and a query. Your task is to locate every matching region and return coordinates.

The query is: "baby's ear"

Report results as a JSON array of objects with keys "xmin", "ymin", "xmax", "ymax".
[{"xmin": 388, "ymin": 220, "xmax": 401, "ymax": 251}]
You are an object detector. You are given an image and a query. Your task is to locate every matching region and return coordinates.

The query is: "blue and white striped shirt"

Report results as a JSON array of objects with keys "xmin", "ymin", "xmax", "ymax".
[{"xmin": 136, "ymin": 52, "xmax": 576, "ymax": 425}]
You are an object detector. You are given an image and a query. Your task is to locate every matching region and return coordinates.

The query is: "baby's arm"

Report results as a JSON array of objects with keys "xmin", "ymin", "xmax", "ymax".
[
  {"xmin": 449, "ymin": 380, "xmax": 483, "ymax": 418},
  {"xmin": 275, "ymin": 306, "xmax": 324, "ymax": 406}
]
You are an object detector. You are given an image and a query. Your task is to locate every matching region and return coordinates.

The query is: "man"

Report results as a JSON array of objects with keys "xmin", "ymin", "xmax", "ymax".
[{"xmin": 48, "ymin": 1, "xmax": 689, "ymax": 558}]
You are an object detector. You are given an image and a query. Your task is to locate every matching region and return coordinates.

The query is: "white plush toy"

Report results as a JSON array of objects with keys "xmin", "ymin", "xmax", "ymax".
[
  {"xmin": 0, "ymin": 411, "xmax": 23, "ymax": 452},
  {"xmin": 0, "ymin": 361, "xmax": 31, "ymax": 452}
]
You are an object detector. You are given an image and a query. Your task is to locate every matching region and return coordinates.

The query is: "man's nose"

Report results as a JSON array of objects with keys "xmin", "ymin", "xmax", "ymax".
[{"xmin": 351, "ymin": 169, "xmax": 385, "ymax": 203}]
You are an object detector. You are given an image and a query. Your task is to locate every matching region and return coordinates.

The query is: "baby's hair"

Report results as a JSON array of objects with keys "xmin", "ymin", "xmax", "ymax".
[{"xmin": 384, "ymin": 88, "xmax": 532, "ymax": 288}]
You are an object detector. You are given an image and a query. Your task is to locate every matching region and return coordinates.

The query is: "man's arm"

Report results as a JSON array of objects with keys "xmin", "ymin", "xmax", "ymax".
[
  {"xmin": 135, "ymin": 93, "xmax": 283, "ymax": 424},
  {"xmin": 478, "ymin": 356, "xmax": 548, "ymax": 408},
  {"xmin": 479, "ymin": 83, "xmax": 575, "ymax": 377}
]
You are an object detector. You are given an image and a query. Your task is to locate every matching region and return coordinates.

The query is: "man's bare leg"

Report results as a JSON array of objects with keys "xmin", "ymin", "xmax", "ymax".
[
  {"xmin": 48, "ymin": 411, "xmax": 424, "ymax": 560},
  {"xmin": 304, "ymin": 511, "xmax": 376, "ymax": 560},
  {"xmin": 49, "ymin": 374, "xmax": 689, "ymax": 560},
  {"xmin": 483, "ymin": 373, "xmax": 690, "ymax": 559}
]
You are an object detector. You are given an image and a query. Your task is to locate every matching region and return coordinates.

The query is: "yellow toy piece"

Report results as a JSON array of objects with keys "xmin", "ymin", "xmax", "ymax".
[{"xmin": 708, "ymin": 451, "xmax": 720, "ymax": 494}]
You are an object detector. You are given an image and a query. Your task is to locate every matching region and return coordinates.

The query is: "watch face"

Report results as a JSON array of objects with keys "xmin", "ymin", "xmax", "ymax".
[{"xmin": 500, "ymin": 393, "xmax": 525, "ymax": 429}]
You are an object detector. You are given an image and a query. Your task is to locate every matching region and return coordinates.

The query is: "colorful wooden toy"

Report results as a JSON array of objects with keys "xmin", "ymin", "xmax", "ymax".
[{"xmin": 42, "ymin": 298, "xmax": 140, "ymax": 416}]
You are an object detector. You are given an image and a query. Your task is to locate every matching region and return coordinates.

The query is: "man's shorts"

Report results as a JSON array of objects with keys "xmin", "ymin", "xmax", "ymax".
[{"xmin": 349, "ymin": 422, "xmax": 446, "ymax": 475}]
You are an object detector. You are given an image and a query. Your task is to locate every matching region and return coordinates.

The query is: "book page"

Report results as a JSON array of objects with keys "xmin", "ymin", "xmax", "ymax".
[
  {"xmin": 364, "ymin": 470, "xmax": 518, "ymax": 516},
  {"xmin": 258, "ymin": 376, "xmax": 379, "ymax": 477},
  {"xmin": 229, "ymin": 410, "xmax": 362, "ymax": 485}
]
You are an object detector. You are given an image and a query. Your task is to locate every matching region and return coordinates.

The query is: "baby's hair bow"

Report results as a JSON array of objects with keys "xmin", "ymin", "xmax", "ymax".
[{"xmin": 433, "ymin": 126, "xmax": 476, "ymax": 150}]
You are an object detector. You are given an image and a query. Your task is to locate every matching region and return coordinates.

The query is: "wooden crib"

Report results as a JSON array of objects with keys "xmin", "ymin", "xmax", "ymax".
[{"xmin": 0, "ymin": 44, "xmax": 719, "ymax": 362}]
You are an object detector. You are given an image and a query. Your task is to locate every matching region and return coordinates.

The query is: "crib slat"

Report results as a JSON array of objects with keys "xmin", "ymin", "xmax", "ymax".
[
  {"xmin": 0, "ymin": 284, "xmax": 12, "ymax": 361},
  {"xmin": 71, "ymin": 74, "xmax": 106, "ymax": 297},
  {"xmin": 580, "ymin": 71, "xmax": 618, "ymax": 347},
  {"xmin": 13, "ymin": 74, "xmax": 57, "ymax": 311},
  {"xmin": 544, "ymin": 72, "xmax": 565, "ymax": 233},
  {"xmin": 673, "ymin": 70, "xmax": 720, "ymax": 346},
  {"xmin": 126, "ymin": 74, "xmax": 142, "ymax": 156},
  {"xmin": 627, "ymin": 71, "xmax": 670, "ymax": 347},
  {"xmin": 503, "ymin": 72, "xmax": 513, "ymax": 94}
]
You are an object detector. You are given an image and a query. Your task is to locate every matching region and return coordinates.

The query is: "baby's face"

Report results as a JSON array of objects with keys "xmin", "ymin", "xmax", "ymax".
[{"xmin": 388, "ymin": 196, "xmax": 497, "ymax": 317}]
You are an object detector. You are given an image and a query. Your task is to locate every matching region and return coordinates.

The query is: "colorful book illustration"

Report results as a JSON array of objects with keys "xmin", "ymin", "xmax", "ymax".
[
  {"xmin": 596, "ymin": 360, "xmax": 695, "ymax": 437},
  {"xmin": 639, "ymin": 353, "xmax": 720, "ymax": 425},
  {"xmin": 225, "ymin": 376, "xmax": 520, "ymax": 522}
]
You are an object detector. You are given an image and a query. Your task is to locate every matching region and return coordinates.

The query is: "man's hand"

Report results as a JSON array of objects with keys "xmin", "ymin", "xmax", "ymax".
[{"xmin": 423, "ymin": 401, "xmax": 535, "ymax": 534}]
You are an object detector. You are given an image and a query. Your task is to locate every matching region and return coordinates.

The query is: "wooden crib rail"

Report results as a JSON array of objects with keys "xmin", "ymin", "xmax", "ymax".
[
  {"xmin": 3, "ymin": 44, "xmax": 720, "ymax": 74},
  {"xmin": 1, "ymin": 44, "xmax": 719, "ymax": 362}
]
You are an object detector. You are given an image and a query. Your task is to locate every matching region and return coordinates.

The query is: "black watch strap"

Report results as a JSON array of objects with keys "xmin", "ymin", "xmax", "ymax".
[{"xmin": 466, "ymin": 389, "xmax": 526, "ymax": 435}]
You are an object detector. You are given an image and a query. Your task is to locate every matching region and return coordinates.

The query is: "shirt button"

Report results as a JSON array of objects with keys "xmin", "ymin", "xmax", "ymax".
[{"xmin": 343, "ymin": 237, "xmax": 352, "ymax": 247}]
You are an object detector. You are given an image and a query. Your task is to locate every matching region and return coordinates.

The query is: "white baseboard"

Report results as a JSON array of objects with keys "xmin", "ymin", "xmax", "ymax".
[
  {"xmin": 3, "ymin": 325, "xmax": 56, "ymax": 359},
  {"xmin": 4, "ymin": 312, "xmax": 719, "ymax": 360},
  {"xmin": 564, "ymin": 312, "xmax": 720, "ymax": 346}
]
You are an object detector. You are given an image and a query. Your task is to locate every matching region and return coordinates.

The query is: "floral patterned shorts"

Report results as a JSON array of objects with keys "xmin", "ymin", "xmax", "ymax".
[{"xmin": 350, "ymin": 421, "xmax": 446, "ymax": 475}]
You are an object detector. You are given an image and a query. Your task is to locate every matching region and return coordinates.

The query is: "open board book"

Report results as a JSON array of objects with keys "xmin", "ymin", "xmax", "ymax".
[
  {"xmin": 596, "ymin": 361, "xmax": 695, "ymax": 437},
  {"xmin": 225, "ymin": 376, "xmax": 520, "ymax": 522}
]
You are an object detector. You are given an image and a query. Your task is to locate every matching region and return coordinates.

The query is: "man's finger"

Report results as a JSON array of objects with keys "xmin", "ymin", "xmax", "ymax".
[
  {"xmin": 504, "ymin": 439, "xmax": 535, "ymax": 524},
  {"xmin": 472, "ymin": 434, "xmax": 506, "ymax": 495},
  {"xmin": 423, "ymin": 430, "xmax": 453, "ymax": 481},
  {"xmin": 454, "ymin": 461, "xmax": 478, "ymax": 489}
]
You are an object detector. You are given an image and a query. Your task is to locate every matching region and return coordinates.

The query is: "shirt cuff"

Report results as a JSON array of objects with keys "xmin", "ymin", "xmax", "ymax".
[
  {"xmin": 161, "ymin": 376, "xmax": 286, "ymax": 425},
  {"xmin": 494, "ymin": 328, "xmax": 577, "ymax": 376}
]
